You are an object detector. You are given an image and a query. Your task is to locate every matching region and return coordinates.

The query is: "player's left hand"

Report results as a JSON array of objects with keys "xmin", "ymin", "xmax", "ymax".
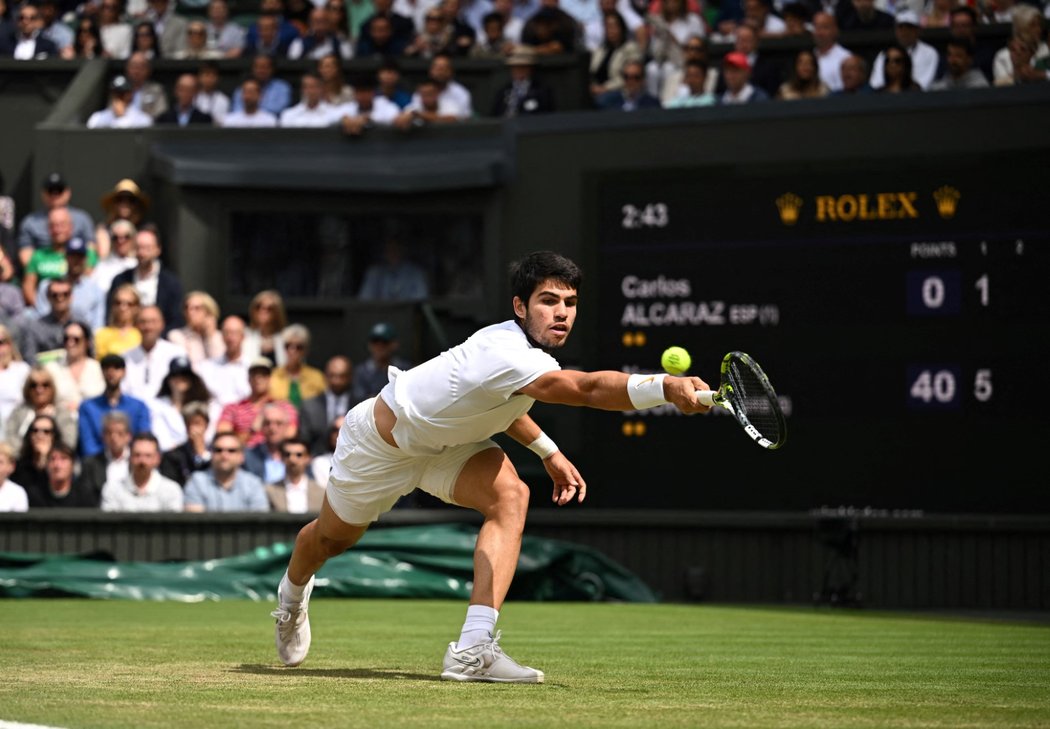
[{"xmin": 544, "ymin": 451, "xmax": 587, "ymax": 505}]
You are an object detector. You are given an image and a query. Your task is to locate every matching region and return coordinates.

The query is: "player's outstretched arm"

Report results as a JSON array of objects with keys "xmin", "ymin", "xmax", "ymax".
[{"xmin": 519, "ymin": 370, "xmax": 712, "ymax": 414}]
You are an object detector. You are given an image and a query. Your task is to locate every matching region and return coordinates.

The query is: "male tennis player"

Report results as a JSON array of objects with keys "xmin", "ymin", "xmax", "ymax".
[{"xmin": 272, "ymin": 251, "xmax": 711, "ymax": 682}]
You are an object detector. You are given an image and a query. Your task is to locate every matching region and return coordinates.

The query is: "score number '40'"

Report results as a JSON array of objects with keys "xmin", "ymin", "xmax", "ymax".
[{"xmin": 908, "ymin": 368, "xmax": 993, "ymax": 407}]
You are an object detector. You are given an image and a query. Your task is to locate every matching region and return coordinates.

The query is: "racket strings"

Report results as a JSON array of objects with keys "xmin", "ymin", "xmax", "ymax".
[{"xmin": 727, "ymin": 362, "xmax": 785, "ymax": 443}]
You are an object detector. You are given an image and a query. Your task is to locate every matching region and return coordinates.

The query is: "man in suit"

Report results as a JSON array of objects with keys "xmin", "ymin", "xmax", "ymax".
[
  {"xmin": 107, "ymin": 224, "xmax": 185, "ymax": 335},
  {"xmin": 266, "ymin": 436, "xmax": 325, "ymax": 513},
  {"xmin": 0, "ymin": 3, "xmax": 59, "ymax": 58},
  {"xmin": 156, "ymin": 74, "xmax": 215, "ymax": 126},
  {"xmin": 298, "ymin": 355, "xmax": 354, "ymax": 455},
  {"xmin": 146, "ymin": 0, "xmax": 189, "ymax": 57},
  {"xmin": 490, "ymin": 48, "xmax": 555, "ymax": 118},
  {"xmin": 79, "ymin": 411, "xmax": 132, "ymax": 501},
  {"xmin": 596, "ymin": 59, "xmax": 662, "ymax": 111}
]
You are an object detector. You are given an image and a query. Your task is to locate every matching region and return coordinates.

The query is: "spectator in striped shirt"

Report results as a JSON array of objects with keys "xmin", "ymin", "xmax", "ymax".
[{"xmin": 215, "ymin": 356, "xmax": 298, "ymax": 447}]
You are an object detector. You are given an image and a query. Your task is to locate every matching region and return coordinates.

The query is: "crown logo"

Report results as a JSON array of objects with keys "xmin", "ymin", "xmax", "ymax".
[
  {"xmin": 933, "ymin": 186, "xmax": 960, "ymax": 219},
  {"xmin": 776, "ymin": 193, "xmax": 803, "ymax": 226}
]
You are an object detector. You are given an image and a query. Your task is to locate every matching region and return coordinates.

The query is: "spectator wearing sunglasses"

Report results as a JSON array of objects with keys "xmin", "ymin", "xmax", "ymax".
[
  {"xmin": 596, "ymin": 59, "xmax": 662, "ymax": 110},
  {"xmin": 184, "ymin": 431, "xmax": 269, "ymax": 512},
  {"xmin": 269, "ymin": 325, "xmax": 325, "ymax": 409},
  {"xmin": 265, "ymin": 437, "xmax": 325, "ymax": 513},
  {"xmin": 5, "ymin": 368, "xmax": 78, "ymax": 451},
  {"xmin": 19, "ymin": 278, "xmax": 78, "ymax": 364},
  {"xmin": 0, "ymin": 3, "xmax": 60, "ymax": 59}
]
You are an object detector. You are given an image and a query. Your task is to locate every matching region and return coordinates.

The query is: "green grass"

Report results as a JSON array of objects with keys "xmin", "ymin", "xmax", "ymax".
[{"xmin": 2, "ymin": 600, "xmax": 1049, "ymax": 728}]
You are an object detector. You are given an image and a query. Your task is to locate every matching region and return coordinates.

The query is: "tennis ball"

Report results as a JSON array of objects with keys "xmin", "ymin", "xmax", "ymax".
[{"xmin": 661, "ymin": 346, "xmax": 691, "ymax": 376}]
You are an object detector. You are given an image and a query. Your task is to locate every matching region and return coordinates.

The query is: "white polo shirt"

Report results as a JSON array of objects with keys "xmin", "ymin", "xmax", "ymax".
[{"xmin": 376, "ymin": 320, "xmax": 560, "ymax": 457}]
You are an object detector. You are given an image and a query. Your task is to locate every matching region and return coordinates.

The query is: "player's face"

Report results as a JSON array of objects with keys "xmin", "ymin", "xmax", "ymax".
[{"xmin": 514, "ymin": 279, "xmax": 578, "ymax": 351}]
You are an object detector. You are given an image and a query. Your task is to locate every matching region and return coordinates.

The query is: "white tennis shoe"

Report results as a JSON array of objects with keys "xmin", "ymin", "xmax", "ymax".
[
  {"xmin": 440, "ymin": 631, "xmax": 545, "ymax": 683},
  {"xmin": 272, "ymin": 576, "xmax": 314, "ymax": 667}
]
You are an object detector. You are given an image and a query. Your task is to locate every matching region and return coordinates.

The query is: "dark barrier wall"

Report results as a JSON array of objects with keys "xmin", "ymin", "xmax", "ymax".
[{"xmin": 1, "ymin": 510, "xmax": 1047, "ymax": 609}]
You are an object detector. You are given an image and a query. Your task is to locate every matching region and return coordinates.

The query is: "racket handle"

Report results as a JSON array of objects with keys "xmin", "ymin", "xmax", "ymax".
[{"xmin": 696, "ymin": 390, "xmax": 716, "ymax": 407}]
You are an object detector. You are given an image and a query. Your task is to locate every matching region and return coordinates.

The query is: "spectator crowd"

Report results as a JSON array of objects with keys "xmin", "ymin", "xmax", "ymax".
[
  {"xmin": 0, "ymin": 174, "xmax": 415, "ymax": 514},
  {"xmin": 2, "ymin": 0, "xmax": 1046, "ymax": 129}
]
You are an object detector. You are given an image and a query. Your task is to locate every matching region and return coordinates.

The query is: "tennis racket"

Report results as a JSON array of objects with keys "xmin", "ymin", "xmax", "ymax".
[{"xmin": 696, "ymin": 351, "xmax": 787, "ymax": 450}]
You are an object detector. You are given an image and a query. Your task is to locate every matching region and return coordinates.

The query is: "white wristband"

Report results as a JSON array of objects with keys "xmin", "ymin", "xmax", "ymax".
[
  {"xmin": 526, "ymin": 432, "xmax": 558, "ymax": 460},
  {"xmin": 627, "ymin": 373, "xmax": 669, "ymax": 410}
]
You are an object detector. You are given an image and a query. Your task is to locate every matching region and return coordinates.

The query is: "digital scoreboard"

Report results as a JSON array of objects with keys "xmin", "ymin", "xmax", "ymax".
[{"xmin": 585, "ymin": 157, "xmax": 1048, "ymax": 513}]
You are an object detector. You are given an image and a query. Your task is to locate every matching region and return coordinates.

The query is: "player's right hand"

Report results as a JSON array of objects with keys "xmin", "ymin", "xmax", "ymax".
[{"xmin": 665, "ymin": 376, "xmax": 712, "ymax": 414}]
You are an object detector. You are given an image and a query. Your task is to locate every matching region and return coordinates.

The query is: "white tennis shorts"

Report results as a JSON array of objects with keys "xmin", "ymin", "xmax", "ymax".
[{"xmin": 325, "ymin": 397, "xmax": 499, "ymax": 525}]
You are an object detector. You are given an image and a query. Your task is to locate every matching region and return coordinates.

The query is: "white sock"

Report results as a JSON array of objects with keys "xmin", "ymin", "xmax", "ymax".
[
  {"xmin": 456, "ymin": 604, "xmax": 499, "ymax": 650},
  {"xmin": 279, "ymin": 570, "xmax": 308, "ymax": 605}
]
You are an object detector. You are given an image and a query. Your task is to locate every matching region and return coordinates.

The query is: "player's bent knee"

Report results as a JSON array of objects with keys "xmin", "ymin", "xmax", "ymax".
[{"xmin": 493, "ymin": 478, "xmax": 530, "ymax": 525}]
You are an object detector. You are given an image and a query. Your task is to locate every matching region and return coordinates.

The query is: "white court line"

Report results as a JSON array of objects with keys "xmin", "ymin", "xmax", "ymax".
[{"xmin": 0, "ymin": 721, "xmax": 67, "ymax": 729}]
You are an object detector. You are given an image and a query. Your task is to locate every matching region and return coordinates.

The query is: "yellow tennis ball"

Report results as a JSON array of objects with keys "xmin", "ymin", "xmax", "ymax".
[{"xmin": 661, "ymin": 346, "xmax": 691, "ymax": 375}]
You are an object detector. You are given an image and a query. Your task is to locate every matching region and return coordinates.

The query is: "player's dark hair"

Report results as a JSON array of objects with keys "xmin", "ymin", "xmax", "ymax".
[{"xmin": 510, "ymin": 251, "xmax": 582, "ymax": 305}]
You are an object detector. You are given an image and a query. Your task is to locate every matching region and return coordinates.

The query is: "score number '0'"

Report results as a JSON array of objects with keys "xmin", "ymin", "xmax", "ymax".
[{"xmin": 908, "ymin": 368, "xmax": 993, "ymax": 408}]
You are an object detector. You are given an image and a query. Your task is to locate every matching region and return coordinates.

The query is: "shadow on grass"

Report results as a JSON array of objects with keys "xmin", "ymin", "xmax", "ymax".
[{"xmin": 232, "ymin": 663, "xmax": 441, "ymax": 682}]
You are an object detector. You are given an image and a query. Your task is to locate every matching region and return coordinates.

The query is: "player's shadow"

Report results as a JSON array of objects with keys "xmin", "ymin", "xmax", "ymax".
[{"xmin": 232, "ymin": 663, "xmax": 441, "ymax": 682}]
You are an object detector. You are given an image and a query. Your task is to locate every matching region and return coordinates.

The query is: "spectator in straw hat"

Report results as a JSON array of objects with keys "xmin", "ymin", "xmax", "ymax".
[
  {"xmin": 490, "ymin": 47, "xmax": 554, "ymax": 117},
  {"xmin": 96, "ymin": 178, "xmax": 151, "ymax": 260}
]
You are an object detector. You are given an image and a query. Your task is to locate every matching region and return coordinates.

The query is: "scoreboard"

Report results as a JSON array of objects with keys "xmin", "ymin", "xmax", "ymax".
[{"xmin": 583, "ymin": 157, "xmax": 1048, "ymax": 513}]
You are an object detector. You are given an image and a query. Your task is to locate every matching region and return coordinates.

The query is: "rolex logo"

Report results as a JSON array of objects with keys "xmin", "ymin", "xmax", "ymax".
[
  {"xmin": 776, "ymin": 193, "xmax": 803, "ymax": 226},
  {"xmin": 933, "ymin": 186, "xmax": 960, "ymax": 219}
]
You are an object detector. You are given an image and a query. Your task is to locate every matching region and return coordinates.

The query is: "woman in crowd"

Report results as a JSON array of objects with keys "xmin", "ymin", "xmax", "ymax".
[
  {"xmin": 97, "ymin": 0, "xmax": 133, "ymax": 59},
  {"xmin": 4, "ymin": 367, "xmax": 77, "ymax": 451},
  {"xmin": 879, "ymin": 44, "xmax": 922, "ymax": 93},
  {"xmin": 325, "ymin": 0, "xmax": 353, "ymax": 46},
  {"xmin": 318, "ymin": 53, "xmax": 355, "ymax": 106},
  {"xmin": 0, "ymin": 324, "xmax": 30, "ymax": 424},
  {"xmin": 132, "ymin": 20, "xmax": 161, "ymax": 58},
  {"xmin": 269, "ymin": 324, "xmax": 325, "ymax": 407},
  {"xmin": 12, "ymin": 414, "xmax": 61, "ymax": 496},
  {"xmin": 590, "ymin": 12, "xmax": 643, "ymax": 99},
  {"xmin": 95, "ymin": 284, "xmax": 142, "ymax": 359},
  {"xmin": 148, "ymin": 358, "xmax": 220, "ymax": 452},
  {"xmin": 777, "ymin": 48, "xmax": 830, "ymax": 99},
  {"xmin": 167, "ymin": 291, "xmax": 224, "ymax": 367},
  {"xmin": 66, "ymin": 16, "xmax": 105, "ymax": 59},
  {"xmin": 244, "ymin": 289, "xmax": 288, "ymax": 367},
  {"xmin": 45, "ymin": 321, "xmax": 105, "ymax": 417}
]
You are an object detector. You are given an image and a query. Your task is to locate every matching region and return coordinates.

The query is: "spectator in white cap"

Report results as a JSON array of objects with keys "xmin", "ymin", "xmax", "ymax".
[
  {"xmin": 869, "ymin": 10, "xmax": 939, "ymax": 89},
  {"xmin": 87, "ymin": 75, "xmax": 154, "ymax": 129}
]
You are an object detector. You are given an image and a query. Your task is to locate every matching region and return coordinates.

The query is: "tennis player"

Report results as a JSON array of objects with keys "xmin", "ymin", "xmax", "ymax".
[{"xmin": 272, "ymin": 251, "xmax": 711, "ymax": 682}]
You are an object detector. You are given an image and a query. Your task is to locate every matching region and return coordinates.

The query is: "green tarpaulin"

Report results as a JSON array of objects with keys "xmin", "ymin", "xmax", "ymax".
[{"xmin": 0, "ymin": 524, "xmax": 657, "ymax": 602}]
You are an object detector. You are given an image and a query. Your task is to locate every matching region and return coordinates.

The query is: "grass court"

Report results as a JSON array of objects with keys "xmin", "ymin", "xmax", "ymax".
[{"xmin": 3, "ymin": 599, "xmax": 1049, "ymax": 728}]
